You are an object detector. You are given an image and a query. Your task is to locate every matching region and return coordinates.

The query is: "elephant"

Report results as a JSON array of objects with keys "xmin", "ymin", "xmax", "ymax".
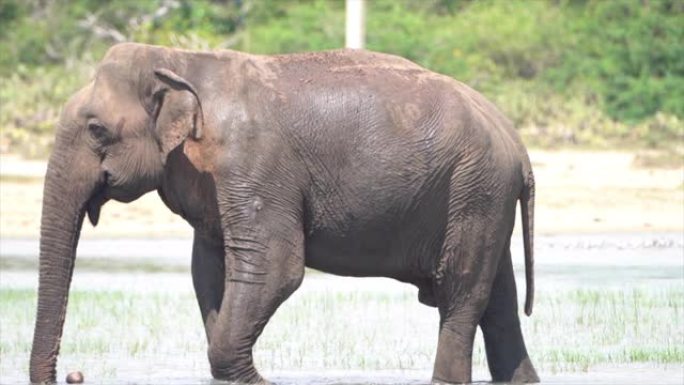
[{"xmin": 30, "ymin": 43, "xmax": 539, "ymax": 384}]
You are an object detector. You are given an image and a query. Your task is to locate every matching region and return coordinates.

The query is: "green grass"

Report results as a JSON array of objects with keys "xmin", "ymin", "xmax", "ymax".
[
  {"xmin": 1, "ymin": 282, "xmax": 682, "ymax": 380},
  {"xmin": 527, "ymin": 288, "xmax": 684, "ymax": 373}
]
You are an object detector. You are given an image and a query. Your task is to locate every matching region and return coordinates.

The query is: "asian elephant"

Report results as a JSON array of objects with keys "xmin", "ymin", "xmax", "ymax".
[{"xmin": 30, "ymin": 43, "xmax": 539, "ymax": 384}]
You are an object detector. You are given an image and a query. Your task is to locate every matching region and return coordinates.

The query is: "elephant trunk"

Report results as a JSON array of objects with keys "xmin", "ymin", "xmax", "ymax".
[{"xmin": 30, "ymin": 137, "xmax": 100, "ymax": 384}]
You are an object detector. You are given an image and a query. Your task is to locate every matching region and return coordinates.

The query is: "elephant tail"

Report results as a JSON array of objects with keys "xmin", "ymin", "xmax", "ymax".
[{"xmin": 520, "ymin": 169, "xmax": 535, "ymax": 316}]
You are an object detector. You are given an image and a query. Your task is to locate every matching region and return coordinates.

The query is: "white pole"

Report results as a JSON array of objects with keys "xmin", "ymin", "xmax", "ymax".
[{"xmin": 345, "ymin": 0, "xmax": 365, "ymax": 49}]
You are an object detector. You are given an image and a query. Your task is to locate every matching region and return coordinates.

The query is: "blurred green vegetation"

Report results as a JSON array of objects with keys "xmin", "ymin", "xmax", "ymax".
[{"xmin": 0, "ymin": 0, "xmax": 682, "ymax": 159}]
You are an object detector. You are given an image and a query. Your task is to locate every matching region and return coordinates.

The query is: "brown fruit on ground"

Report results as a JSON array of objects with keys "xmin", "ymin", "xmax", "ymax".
[{"xmin": 66, "ymin": 371, "xmax": 84, "ymax": 384}]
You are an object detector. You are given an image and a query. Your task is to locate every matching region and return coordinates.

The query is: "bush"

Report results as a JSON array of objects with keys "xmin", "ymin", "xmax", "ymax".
[
  {"xmin": 243, "ymin": 0, "xmax": 344, "ymax": 53},
  {"xmin": 552, "ymin": 0, "xmax": 684, "ymax": 122}
]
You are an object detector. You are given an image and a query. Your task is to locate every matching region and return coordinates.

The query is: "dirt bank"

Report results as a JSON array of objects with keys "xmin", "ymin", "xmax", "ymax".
[{"xmin": 0, "ymin": 150, "xmax": 681, "ymax": 239}]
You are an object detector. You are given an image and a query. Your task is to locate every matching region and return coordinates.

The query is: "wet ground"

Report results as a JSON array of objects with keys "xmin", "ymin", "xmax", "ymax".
[{"xmin": 1, "ymin": 233, "xmax": 682, "ymax": 384}]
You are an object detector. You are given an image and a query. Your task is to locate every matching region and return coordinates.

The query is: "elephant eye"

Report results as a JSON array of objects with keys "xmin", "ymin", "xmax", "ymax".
[{"xmin": 88, "ymin": 122, "xmax": 111, "ymax": 142}]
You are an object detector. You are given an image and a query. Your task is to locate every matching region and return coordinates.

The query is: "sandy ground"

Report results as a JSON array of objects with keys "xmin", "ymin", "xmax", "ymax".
[{"xmin": 0, "ymin": 150, "xmax": 682, "ymax": 239}]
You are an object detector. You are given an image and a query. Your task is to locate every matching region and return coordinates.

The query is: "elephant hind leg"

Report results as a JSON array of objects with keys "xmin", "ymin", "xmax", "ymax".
[
  {"xmin": 431, "ymin": 218, "xmax": 502, "ymax": 384},
  {"xmin": 479, "ymin": 247, "xmax": 539, "ymax": 383}
]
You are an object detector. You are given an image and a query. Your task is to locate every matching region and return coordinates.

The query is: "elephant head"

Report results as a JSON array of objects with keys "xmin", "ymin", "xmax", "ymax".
[{"xmin": 29, "ymin": 43, "xmax": 204, "ymax": 383}]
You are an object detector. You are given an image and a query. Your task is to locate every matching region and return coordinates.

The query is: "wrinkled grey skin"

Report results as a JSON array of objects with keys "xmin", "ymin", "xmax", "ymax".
[{"xmin": 30, "ymin": 43, "xmax": 538, "ymax": 384}]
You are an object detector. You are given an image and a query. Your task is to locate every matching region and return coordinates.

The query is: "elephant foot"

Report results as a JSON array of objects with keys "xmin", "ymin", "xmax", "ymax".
[
  {"xmin": 210, "ymin": 360, "xmax": 266, "ymax": 385},
  {"xmin": 431, "ymin": 376, "xmax": 470, "ymax": 385},
  {"xmin": 210, "ymin": 369, "xmax": 268, "ymax": 385},
  {"xmin": 509, "ymin": 357, "xmax": 540, "ymax": 383},
  {"xmin": 209, "ymin": 380, "xmax": 271, "ymax": 385}
]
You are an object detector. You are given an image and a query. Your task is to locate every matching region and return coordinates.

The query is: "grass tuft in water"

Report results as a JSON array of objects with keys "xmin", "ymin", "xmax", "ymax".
[{"xmin": 1, "ymin": 282, "xmax": 681, "ymax": 380}]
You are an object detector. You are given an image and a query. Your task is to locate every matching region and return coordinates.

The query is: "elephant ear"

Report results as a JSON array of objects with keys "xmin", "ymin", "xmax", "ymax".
[{"xmin": 152, "ymin": 68, "xmax": 204, "ymax": 161}]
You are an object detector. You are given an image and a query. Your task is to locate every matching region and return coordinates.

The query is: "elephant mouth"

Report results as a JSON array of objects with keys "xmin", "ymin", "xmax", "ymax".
[{"xmin": 86, "ymin": 171, "xmax": 110, "ymax": 226}]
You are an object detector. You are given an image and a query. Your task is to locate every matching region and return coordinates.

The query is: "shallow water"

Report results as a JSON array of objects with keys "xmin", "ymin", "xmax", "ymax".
[{"xmin": 1, "ymin": 233, "xmax": 682, "ymax": 384}]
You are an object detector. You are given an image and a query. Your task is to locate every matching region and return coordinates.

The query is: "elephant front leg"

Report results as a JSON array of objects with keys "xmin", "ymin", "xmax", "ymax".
[
  {"xmin": 191, "ymin": 230, "xmax": 225, "ymax": 343},
  {"xmin": 208, "ymin": 218, "xmax": 305, "ymax": 383}
]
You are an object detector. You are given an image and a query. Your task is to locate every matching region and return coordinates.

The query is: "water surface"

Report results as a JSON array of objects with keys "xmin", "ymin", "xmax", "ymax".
[{"xmin": 1, "ymin": 233, "xmax": 682, "ymax": 384}]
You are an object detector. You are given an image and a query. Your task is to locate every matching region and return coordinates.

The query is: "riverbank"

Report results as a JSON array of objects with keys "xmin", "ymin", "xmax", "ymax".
[{"xmin": 0, "ymin": 149, "xmax": 682, "ymax": 238}]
